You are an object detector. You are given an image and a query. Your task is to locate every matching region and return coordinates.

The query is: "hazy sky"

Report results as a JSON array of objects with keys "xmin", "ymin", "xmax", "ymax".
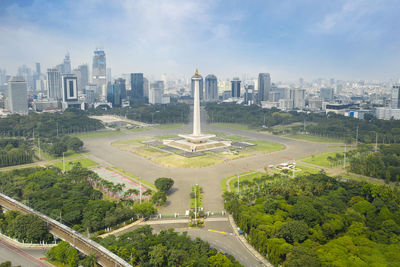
[{"xmin": 1, "ymin": 0, "xmax": 399, "ymax": 81}]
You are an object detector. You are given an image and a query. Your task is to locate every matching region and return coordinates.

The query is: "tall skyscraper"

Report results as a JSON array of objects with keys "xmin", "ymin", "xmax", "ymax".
[
  {"xmin": 143, "ymin": 77, "xmax": 149, "ymax": 98},
  {"xmin": 320, "ymin": 87, "xmax": 334, "ymax": 101},
  {"xmin": 114, "ymin": 78, "xmax": 126, "ymax": 100},
  {"xmin": 231, "ymin": 77, "xmax": 241, "ymax": 98},
  {"xmin": 204, "ymin": 74, "xmax": 218, "ymax": 101},
  {"xmin": 130, "ymin": 73, "xmax": 144, "ymax": 103},
  {"xmin": 392, "ymin": 85, "xmax": 400, "ymax": 109},
  {"xmin": 7, "ymin": 76, "xmax": 28, "ymax": 115},
  {"xmin": 92, "ymin": 49, "xmax": 106, "ymax": 97},
  {"xmin": 244, "ymin": 84, "xmax": 255, "ymax": 104},
  {"xmin": 149, "ymin": 81, "xmax": 164, "ymax": 104},
  {"xmin": 33, "ymin": 62, "xmax": 41, "ymax": 91},
  {"xmin": 63, "ymin": 53, "xmax": 71, "ymax": 74},
  {"xmin": 258, "ymin": 73, "xmax": 271, "ymax": 101},
  {"xmin": 47, "ymin": 68, "xmax": 62, "ymax": 100},
  {"xmin": 62, "ymin": 74, "xmax": 78, "ymax": 102},
  {"xmin": 191, "ymin": 74, "xmax": 203, "ymax": 100},
  {"xmin": 17, "ymin": 65, "xmax": 34, "ymax": 90},
  {"xmin": 289, "ymin": 88, "xmax": 306, "ymax": 109},
  {"xmin": 78, "ymin": 64, "xmax": 89, "ymax": 91}
]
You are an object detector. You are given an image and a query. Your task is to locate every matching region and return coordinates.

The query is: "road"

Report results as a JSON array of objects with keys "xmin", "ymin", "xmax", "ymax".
[
  {"xmin": 114, "ymin": 219, "xmax": 264, "ymax": 267},
  {"xmin": 0, "ymin": 238, "xmax": 50, "ymax": 267}
]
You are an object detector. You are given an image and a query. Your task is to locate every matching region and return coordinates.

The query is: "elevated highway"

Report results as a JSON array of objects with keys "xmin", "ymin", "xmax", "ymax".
[{"xmin": 0, "ymin": 193, "xmax": 131, "ymax": 267}]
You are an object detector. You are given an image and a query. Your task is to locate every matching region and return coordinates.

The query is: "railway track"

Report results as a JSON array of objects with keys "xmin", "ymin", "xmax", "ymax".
[{"xmin": 0, "ymin": 192, "xmax": 131, "ymax": 267}]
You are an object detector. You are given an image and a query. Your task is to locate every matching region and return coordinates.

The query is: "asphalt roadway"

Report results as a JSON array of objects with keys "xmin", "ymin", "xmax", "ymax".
[{"xmin": 0, "ymin": 238, "xmax": 50, "ymax": 267}]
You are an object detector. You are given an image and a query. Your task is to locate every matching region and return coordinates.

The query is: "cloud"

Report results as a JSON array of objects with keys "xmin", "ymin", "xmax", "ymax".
[{"xmin": 315, "ymin": 0, "xmax": 380, "ymax": 33}]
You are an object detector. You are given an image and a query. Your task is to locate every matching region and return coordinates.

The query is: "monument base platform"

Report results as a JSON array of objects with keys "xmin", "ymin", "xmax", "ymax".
[
  {"xmin": 178, "ymin": 133, "xmax": 216, "ymax": 144},
  {"xmin": 163, "ymin": 139, "xmax": 231, "ymax": 153}
]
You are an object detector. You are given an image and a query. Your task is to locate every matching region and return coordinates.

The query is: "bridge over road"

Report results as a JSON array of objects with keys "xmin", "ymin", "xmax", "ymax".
[{"xmin": 0, "ymin": 193, "xmax": 131, "ymax": 267}]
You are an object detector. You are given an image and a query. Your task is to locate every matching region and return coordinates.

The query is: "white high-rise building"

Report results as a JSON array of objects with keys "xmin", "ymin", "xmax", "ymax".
[
  {"xmin": 47, "ymin": 68, "xmax": 62, "ymax": 100},
  {"xmin": 7, "ymin": 76, "xmax": 28, "ymax": 115},
  {"xmin": 149, "ymin": 81, "xmax": 164, "ymax": 104},
  {"xmin": 92, "ymin": 49, "xmax": 106, "ymax": 97}
]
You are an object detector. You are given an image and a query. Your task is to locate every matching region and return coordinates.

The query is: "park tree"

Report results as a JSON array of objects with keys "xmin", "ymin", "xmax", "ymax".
[
  {"xmin": 154, "ymin": 177, "xmax": 174, "ymax": 193},
  {"xmin": 284, "ymin": 246, "xmax": 321, "ymax": 267},
  {"xmin": 277, "ymin": 220, "xmax": 309, "ymax": 244}
]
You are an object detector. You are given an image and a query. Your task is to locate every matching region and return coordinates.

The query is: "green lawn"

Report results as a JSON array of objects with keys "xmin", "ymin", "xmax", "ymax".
[
  {"xmin": 154, "ymin": 134, "xmax": 179, "ymax": 140},
  {"xmin": 53, "ymin": 158, "xmax": 98, "ymax": 171},
  {"xmin": 135, "ymin": 147, "xmax": 169, "ymax": 158},
  {"xmin": 154, "ymin": 154, "xmax": 222, "ymax": 168},
  {"xmin": 249, "ymin": 141, "xmax": 285, "ymax": 153},
  {"xmin": 211, "ymin": 123, "xmax": 256, "ymax": 131},
  {"xmin": 72, "ymin": 130, "xmax": 124, "ymax": 139},
  {"xmin": 294, "ymin": 164, "xmax": 321, "ymax": 175},
  {"xmin": 190, "ymin": 185, "xmax": 203, "ymax": 209},
  {"xmin": 36, "ymin": 148, "xmax": 87, "ymax": 161},
  {"xmin": 285, "ymin": 134, "xmax": 344, "ymax": 143},
  {"xmin": 300, "ymin": 151, "xmax": 344, "ymax": 168}
]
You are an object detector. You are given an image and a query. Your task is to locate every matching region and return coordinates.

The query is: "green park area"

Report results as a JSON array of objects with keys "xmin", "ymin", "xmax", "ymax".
[
  {"xmin": 52, "ymin": 158, "xmax": 98, "ymax": 171},
  {"xmin": 154, "ymin": 154, "xmax": 223, "ymax": 168},
  {"xmin": 285, "ymin": 134, "xmax": 345, "ymax": 143},
  {"xmin": 249, "ymin": 140, "xmax": 285, "ymax": 153},
  {"xmin": 37, "ymin": 148, "xmax": 88, "ymax": 161},
  {"xmin": 190, "ymin": 184, "xmax": 203, "ymax": 210},
  {"xmin": 300, "ymin": 151, "xmax": 344, "ymax": 168}
]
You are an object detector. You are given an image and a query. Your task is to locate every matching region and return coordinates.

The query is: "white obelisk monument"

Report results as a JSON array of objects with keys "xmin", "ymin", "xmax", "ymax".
[
  {"xmin": 163, "ymin": 69, "xmax": 230, "ymax": 152},
  {"xmin": 192, "ymin": 69, "xmax": 201, "ymax": 136}
]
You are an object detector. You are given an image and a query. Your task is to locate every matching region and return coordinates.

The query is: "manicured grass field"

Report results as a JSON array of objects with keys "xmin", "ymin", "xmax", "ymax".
[
  {"xmin": 154, "ymin": 134, "xmax": 179, "ymax": 140},
  {"xmin": 53, "ymin": 158, "xmax": 98, "ymax": 171},
  {"xmin": 135, "ymin": 147, "xmax": 169, "ymax": 158},
  {"xmin": 37, "ymin": 149, "xmax": 87, "ymax": 161},
  {"xmin": 218, "ymin": 151, "xmax": 253, "ymax": 160},
  {"xmin": 73, "ymin": 130, "xmax": 124, "ymax": 139},
  {"xmin": 285, "ymin": 134, "xmax": 344, "ymax": 143},
  {"xmin": 249, "ymin": 140, "xmax": 285, "ymax": 153},
  {"xmin": 154, "ymin": 154, "xmax": 223, "ymax": 168},
  {"xmin": 300, "ymin": 151, "xmax": 344, "ymax": 168},
  {"xmin": 294, "ymin": 164, "xmax": 321, "ymax": 175}
]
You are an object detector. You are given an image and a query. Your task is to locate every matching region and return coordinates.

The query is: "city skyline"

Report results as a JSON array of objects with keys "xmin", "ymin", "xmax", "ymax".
[{"xmin": 1, "ymin": 0, "xmax": 400, "ymax": 81}]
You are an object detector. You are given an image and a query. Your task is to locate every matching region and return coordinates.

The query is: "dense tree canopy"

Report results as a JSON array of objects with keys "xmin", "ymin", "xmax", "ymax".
[
  {"xmin": 205, "ymin": 103, "xmax": 400, "ymax": 143},
  {"xmin": 350, "ymin": 144, "xmax": 400, "ymax": 183},
  {"xmin": 223, "ymin": 173, "xmax": 400, "ymax": 266},
  {"xmin": 0, "ymin": 210, "xmax": 52, "ymax": 243},
  {"xmin": 0, "ymin": 139, "xmax": 33, "ymax": 167},
  {"xmin": 0, "ymin": 109, "xmax": 103, "ymax": 138},
  {"xmin": 93, "ymin": 226, "xmax": 242, "ymax": 266},
  {"xmin": 0, "ymin": 166, "xmax": 140, "ymax": 232},
  {"xmin": 89, "ymin": 103, "xmax": 190, "ymax": 124}
]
